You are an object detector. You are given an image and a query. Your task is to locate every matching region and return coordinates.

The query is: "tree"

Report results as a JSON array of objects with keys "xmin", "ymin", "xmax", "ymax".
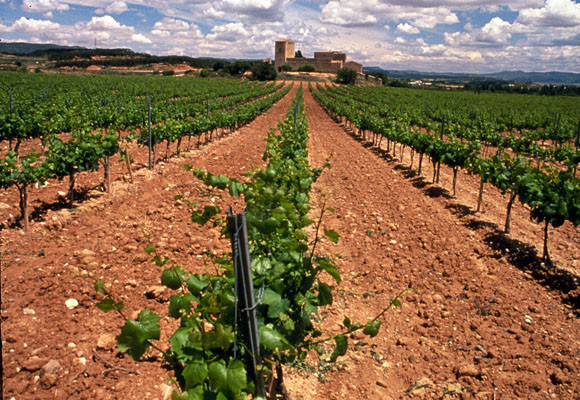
[
  {"xmin": 372, "ymin": 72, "xmax": 389, "ymax": 85},
  {"xmin": 251, "ymin": 62, "xmax": 277, "ymax": 81},
  {"xmin": 297, "ymin": 64, "xmax": 315, "ymax": 72},
  {"xmin": 295, "ymin": 50, "xmax": 303, "ymax": 58},
  {"xmin": 212, "ymin": 60, "xmax": 226, "ymax": 71},
  {"xmin": 281, "ymin": 64, "xmax": 292, "ymax": 72},
  {"xmin": 336, "ymin": 68, "xmax": 357, "ymax": 85},
  {"xmin": 226, "ymin": 60, "xmax": 253, "ymax": 76},
  {"xmin": 0, "ymin": 151, "xmax": 46, "ymax": 231}
]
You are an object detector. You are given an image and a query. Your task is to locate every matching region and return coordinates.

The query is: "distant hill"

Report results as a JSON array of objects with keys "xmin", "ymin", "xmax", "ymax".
[
  {"xmin": 483, "ymin": 71, "xmax": 580, "ymax": 85},
  {"xmin": 0, "ymin": 42, "xmax": 86, "ymax": 55},
  {"xmin": 363, "ymin": 66, "xmax": 580, "ymax": 86},
  {"xmin": 0, "ymin": 42, "xmax": 236, "ymax": 71}
]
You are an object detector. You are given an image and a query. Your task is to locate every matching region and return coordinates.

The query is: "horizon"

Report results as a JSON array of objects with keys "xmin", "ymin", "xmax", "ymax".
[{"xmin": 0, "ymin": 1, "xmax": 579, "ymax": 74}]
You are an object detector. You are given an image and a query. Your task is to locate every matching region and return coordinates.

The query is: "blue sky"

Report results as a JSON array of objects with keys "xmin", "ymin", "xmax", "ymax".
[{"xmin": 0, "ymin": 0, "xmax": 579, "ymax": 73}]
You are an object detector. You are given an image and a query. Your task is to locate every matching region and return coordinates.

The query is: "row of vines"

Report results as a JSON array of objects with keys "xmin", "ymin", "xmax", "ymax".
[
  {"xmin": 95, "ymin": 85, "xmax": 403, "ymax": 399},
  {"xmin": 0, "ymin": 72, "xmax": 290, "ymax": 231},
  {"xmin": 312, "ymin": 83, "xmax": 579, "ymax": 264}
]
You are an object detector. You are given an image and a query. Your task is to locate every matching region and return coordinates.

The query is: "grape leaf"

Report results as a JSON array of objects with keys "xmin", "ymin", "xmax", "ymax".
[
  {"xmin": 318, "ymin": 282, "xmax": 333, "ymax": 306},
  {"xmin": 324, "ymin": 228, "xmax": 340, "ymax": 243},
  {"xmin": 116, "ymin": 309, "xmax": 160, "ymax": 360},
  {"xmin": 330, "ymin": 334, "xmax": 348, "ymax": 362},
  {"xmin": 182, "ymin": 361, "xmax": 208, "ymax": 389}
]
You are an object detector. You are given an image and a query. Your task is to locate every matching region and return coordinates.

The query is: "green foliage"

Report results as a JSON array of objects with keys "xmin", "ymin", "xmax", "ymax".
[
  {"xmin": 251, "ymin": 62, "xmax": 277, "ymax": 82},
  {"xmin": 96, "ymin": 87, "xmax": 405, "ymax": 399},
  {"xmin": 311, "ymin": 81, "xmax": 580, "ymax": 264},
  {"xmin": 280, "ymin": 64, "xmax": 292, "ymax": 72},
  {"xmin": 225, "ymin": 60, "xmax": 254, "ymax": 76},
  {"xmin": 162, "ymin": 70, "xmax": 175, "ymax": 76},
  {"xmin": 372, "ymin": 73, "xmax": 389, "ymax": 85},
  {"xmin": 44, "ymin": 130, "xmax": 120, "ymax": 180},
  {"xmin": 199, "ymin": 69, "xmax": 210, "ymax": 78},
  {"xmin": 297, "ymin": 65, "xmax": 315, "ymax": 73},
  {"xmin": 212, "ymin": 60, "xmax": 227, "ymax": 72},
  {"xmin": 520, "ymin": 168, "xmax": 580, "ymax": 228},
  {"xmin": 0, "ymin": 151, "xmax": 45, "ymax": 189},
  {"xmin": 329, "ymin": 335, "xmax": 347, "ymax": 362},
  {"xmin": 336, "ymin": 68, "xmax": 358, "ymax": 85},
  {"xmin": 117, "ymin": 310, "xmax": 161, "ymax": 360},
  {"xmin": 324, "ymin": 229, "xmax": 340, "ymax": 243},
  {"xmin": 362, "ymin": 320, "xmax": 381, "ymax": 338},
  {"xmin": 0, "ymin": 151, "xmax": 47, "ymax": 228}
]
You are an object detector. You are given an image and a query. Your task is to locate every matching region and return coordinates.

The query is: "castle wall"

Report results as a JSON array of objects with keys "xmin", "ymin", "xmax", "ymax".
[
  {"xmin": 314, "ymin": 52, "xmax": 347, "ymax": 63},
  {"xmin": 285, "ymin": 58, "xmax": 343, "ymax": 73},
  {"xmin": 344, "ymin": 61, "xmax": 363, "ymax": 73},
  {"xmin": 275, "ymin": 39, "xmax": 362, "ymax": 74}
]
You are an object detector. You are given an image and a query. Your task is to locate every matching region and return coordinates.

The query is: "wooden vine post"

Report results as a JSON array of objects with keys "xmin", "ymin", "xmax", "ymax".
[
  {"xmin": 19, "ymin": 183, "xmax": 29, "ymax": 232},
  {"xmin": 574, "ymin": 119, "xmax": 580, "ymax": 176},
  {"xmin": 148, "ymin": 97, "xmax": 153, "ymax": 170},
  {"xmin": 226, "ymin": 208, "xmax": 265, "ymax": 398},
  {"xmin": 437, "ymin": 113, "xmax": 445, "ymax": 184},
  {"xmin": 9, "ymin": 89, "xmax": 13, "ymax": 150}
]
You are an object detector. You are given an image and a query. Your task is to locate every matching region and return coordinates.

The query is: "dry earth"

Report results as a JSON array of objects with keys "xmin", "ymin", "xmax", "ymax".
[{"xmin": 1, "ymin": 83, "xmax": 579, "ymax": 400}]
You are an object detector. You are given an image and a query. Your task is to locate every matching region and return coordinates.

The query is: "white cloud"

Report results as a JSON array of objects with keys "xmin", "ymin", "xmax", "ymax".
[
  {"xmin": 517, "ymin": 0, "xmax": 580, "ymax": 28},
  {"xmin": 207, "ymin": 22, "xmax": 250, "ymax": 42},
  {"xmin": 477, "ymin": 17, "xmax": 512, "ymax": 43},
  {"xmin": 321, "ymin": 1, "xmax": 458, "ymax": 29},
  {"xmin": 198, "ymin": 0, "xmax": 292, "ymax": 22},
  {"xmin": 151, "ymin": 29, "xmax": 171, "ymax": 37},
  {"xmin": 202, "ymin": 6, "xmax": 226, "ymax": 19},
  {"xmin": 383, "ymin": 1, "xmax": 542, "ymax": 12},
  {"xmin": 153, "ymin": 17, "xmax": 190, "ymax": 31},
  {"xmin": 397, "ymin": 22, "xmax": 420, "ymax": 34},
  {"xmin": 131, "ymin": 33, "xmax": 152, "ymax": 43},
  {"xmin": 150, "ymin": 17, "xmax": 203, "ymax": 41},
  {"xmin": 22, "ymin": 0, "xmax": 69, "ymax": 13},
  {"xmin": 86, "ymin": 15, "xmax": 125, "ymax": 31},
  {"xmin": 444, "ymin": 31, "xmax": 465, "ymax": 46},
  {"xmin": 7, "ymin": 16, "xmax": 61, "ymax": 33},
  {"xmin": 420, "ymin": 43, "xmax": 447, "ymax": 56},
  {"xmin": 105, "ymin": 1, "xmax": 128, "ymax": 14},
  {"xmin": 321, "ymin": 1, "xmax": 378, "ymax": 26}
]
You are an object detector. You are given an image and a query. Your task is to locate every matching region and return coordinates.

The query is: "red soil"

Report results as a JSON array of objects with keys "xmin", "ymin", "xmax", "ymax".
[{"xmin": 1, "ymin": 83, "xmax": 578, "ymax": 400}]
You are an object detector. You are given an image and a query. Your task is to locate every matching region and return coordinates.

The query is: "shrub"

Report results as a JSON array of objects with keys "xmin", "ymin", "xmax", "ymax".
[
  {"xmin": 212, "ymin": 60, "xmax": 226, "ymax": 71},
  {"xmin": 336, "ymin": 68, "xmax": 357, "ymax": 85},
  {"xmin": 297, "ymin": 64, "xmax": 315, "ymax": 72},
  {"xmin": 251, "ymin": 62, "xmax": 277, "ymax": 81},
  {"xmin": 162, "ymin": 70, "xmax": 175, "ymax": 76}
]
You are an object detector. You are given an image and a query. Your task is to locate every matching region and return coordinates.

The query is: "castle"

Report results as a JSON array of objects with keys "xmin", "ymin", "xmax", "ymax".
[{"xmin": 274, "ymin": 39, "xmax": 363, "ymax": 74}]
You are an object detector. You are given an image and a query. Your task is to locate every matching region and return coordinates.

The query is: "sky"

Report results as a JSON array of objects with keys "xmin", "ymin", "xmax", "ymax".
[{"xmin": 0, "ymin": 0, "xmax": 579, "ymax": 73}]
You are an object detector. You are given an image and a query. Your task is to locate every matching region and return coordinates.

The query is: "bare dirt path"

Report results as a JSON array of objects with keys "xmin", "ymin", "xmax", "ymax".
[
  {"xmin": 283, "ymin": 84, "xmax": 580, "ymax": 399},
  {"xmin": 0, "ymin": 84, "xmax": 297, "ymax": 400}
]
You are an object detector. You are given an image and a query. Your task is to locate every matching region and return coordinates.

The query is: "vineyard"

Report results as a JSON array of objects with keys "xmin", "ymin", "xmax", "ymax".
[
  {"xmin": 311, "ymin": 84, "xmax": 580, "ymax": 264},
  {"xmin": 1, "ymin": 72, "xmax": 579, "ymax": 399}
]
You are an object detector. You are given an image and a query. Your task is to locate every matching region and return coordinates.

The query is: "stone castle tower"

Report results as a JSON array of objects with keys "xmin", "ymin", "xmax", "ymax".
[
  {"xmin": 275, "ymin": 40, "xmax": 295, "ymax": 68},
  {"xmin": 274, "ymin": 39, "xmax": 362, "ymax": 74}
]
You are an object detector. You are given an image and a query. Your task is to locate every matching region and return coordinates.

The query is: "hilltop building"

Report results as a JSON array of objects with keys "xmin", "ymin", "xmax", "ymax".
[{"xmin": 274, "ymin": 39, "xmax": 362, "ymax": 74}]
